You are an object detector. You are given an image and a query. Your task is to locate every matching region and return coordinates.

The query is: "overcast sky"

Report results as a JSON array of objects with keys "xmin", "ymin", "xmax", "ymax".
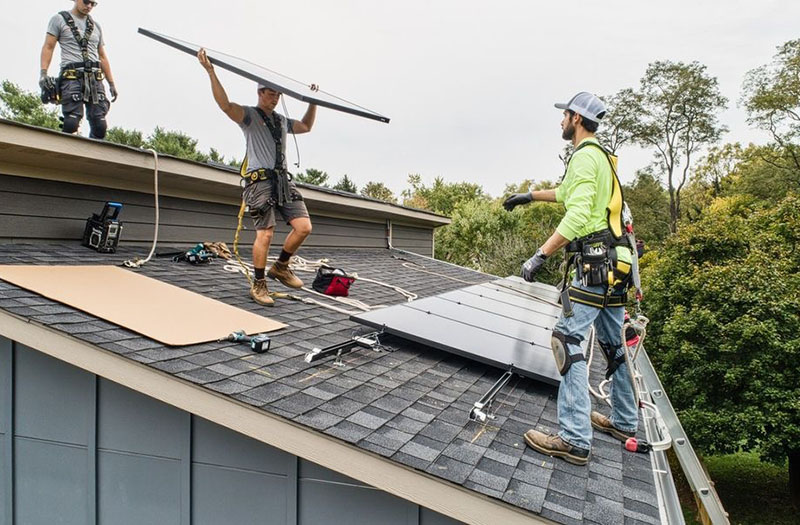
[{"xmin": 6, "ymin": 1, "xmax": 799, "ymax": 197}]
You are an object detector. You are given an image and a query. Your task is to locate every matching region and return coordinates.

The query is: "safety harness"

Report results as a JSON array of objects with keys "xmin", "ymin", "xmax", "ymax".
[
  {"xmin": 559, "ymin": 141, "xmax": 635, "ymax": 316},
  {"xmin": 239, "ymin": 108, "xmax": 294, "ymax": 206},
  {"xmin": 58, "ymin": 11, "xmax": 102, "ymax": 104}
]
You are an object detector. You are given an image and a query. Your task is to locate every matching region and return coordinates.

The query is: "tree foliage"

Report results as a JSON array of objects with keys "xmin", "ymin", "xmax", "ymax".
[
  {"xmin": 743, "ymin": 39, "xmax": 800, "ymax": 174},
  {"xmin": 294, "ymin": 168, "xmax": 330, "ymax": 187},
  {"xmin": 105, "ymin": 126, "xmax": 145, "ymax": 148},
  {"xmin": 622, "ymin": 167, "xmax": 671, "ymax": 245},
  {"xmin": 360, "ymin": 181, "xmax": 396, "ymax": 203},
  {"xmin": 641, "ymin": 195, "xmax": 800, "ymax": 469},
  {"xmin": 402, "ymin": 174, "xmax": 487, "ymax": 215},
  {"xmin": 0, "ymin": 80, "xmax": 61, "ymax": 130},
  {"xmin": 619, "ymin": 61, "xmax": 728, "ymax": 233},
  {"xmin": 332, "ymin": 174, "xmax": 358, "ymax": 193}
]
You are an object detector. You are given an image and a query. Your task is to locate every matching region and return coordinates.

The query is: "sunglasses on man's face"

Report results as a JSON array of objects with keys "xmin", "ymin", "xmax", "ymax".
[{"xmin": 82, "ymin": 0, "xmax": 98, "ymax": 7}]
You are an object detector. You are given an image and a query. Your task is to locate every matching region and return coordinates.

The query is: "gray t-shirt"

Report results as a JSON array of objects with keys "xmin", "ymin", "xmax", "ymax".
[
  {"xmin": 238, "ymin": 106, "xmax": 296, "ymax": 172},
  {"xmin": 47, "ymin": 12, "xmax": 104, "ymax": 67}
]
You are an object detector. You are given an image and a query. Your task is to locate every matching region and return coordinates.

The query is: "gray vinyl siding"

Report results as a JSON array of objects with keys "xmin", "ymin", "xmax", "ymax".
[
  {"xmin": 392, "ymin": 224, "xmax": 434, "ymax": 257},
  {"xmin": 0, "ymin": 175, "xmax": 393, "ymax": 250},
  {"xmin": 0, "ymin": 338, "xmax": 462, "ymax": 525}
]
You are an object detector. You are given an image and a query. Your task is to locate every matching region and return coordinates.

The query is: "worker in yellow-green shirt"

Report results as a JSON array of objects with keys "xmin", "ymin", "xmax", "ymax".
[{"xmin": 503, "ymin": 92, "xmax": 637, "ymax": 466}]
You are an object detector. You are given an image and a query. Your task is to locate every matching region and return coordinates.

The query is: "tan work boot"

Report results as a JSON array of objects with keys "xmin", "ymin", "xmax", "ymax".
[
  {"xmin": 249, "ymin": 278, "xmax": 274, "ymax": 306},
  {"xmin": 267, "ymin": 260, "xmax": 303, "ymax": 289},
  {"xmin": 591, "ymin": 411, "xmax": 635, "ymax": 442},
  {"xmin": 523, "ymin": 429, "xmax": 590, "ymax": 465}
]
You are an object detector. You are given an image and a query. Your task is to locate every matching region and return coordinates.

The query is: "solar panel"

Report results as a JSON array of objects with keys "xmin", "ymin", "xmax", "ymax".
[
  {"xmin": 352, "ymin": 278, "xmax": 577, "ymax": 385},
  {"xmin": 138, "ymin": 28, "xmax": 390, "ymax": 123}
]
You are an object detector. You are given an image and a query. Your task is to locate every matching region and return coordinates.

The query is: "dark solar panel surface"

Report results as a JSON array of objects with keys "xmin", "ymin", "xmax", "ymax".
[{"xmin": 352, "ymin": 278, "xmax": 571, "ymax": 385}]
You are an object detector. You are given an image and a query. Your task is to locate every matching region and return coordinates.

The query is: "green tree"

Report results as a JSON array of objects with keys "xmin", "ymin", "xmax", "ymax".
[
  {"xmin": 360, "ymin": 181, "xmax": 396, "ymax": 203},
  {"xmin": 435, "ymin": 199, "xmax": 563, "ymax": 280},
  {"xmin": 105, "ymin": 126, "xmax": 145, "ymax": 148},
  {"xmin": 144, "ymin": 127, "xmax": 209, "ymax": 163},
  {"xmin": 598, "ymin": 88, "xmax": 642, "ymax": 154},
  {"xmin": 622, "ymin": 167, "xmax": 671, "ymax": 245},
  {"xmin": 621, "ymin": 61, "xmax": 728, "ymax": 233},
  {"xmin": 641, "ymin": 194, "xmax": 800, "ymax": 505},
  {"xmin": 0, "ymin": 80, "xmax": 60, "ymax": 130},
  {"xmin": 742, "ymin": 39, "xmax": 800, "ymax": 175},
  {"xmin": 332, "ymin": 174, "xmax": 358, "ymax": 193},
  {"xmin": 294, "ymin": 168, "xmax": 330, "ymax": 187},
  {"xmin": 402, "ymin": 174, "xmax": 487, "ymax": 215}
]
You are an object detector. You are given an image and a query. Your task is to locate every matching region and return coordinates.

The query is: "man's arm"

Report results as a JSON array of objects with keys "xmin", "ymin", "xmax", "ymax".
[
  {"xmin": 98, "ymin": 44, "xmax": 117, "ymax": 101},
  {"xmin": 291, "ymin": 84, "xmax": 319, "ymax": 134},
  {"xmin": 530, "ymin": 189, "xmax": 557, "ymax": 202},
  {"xmin": 539, "ymin": 230, "xmax": 570, "ymax": 256},
  {"xmin": 40, "ymin": 33, "xmax": 57, "ymax": 75},
  {"xmin": 502, "ymin": 188, "xmax": 557, "ymax": 211},
  {"xmin": 198, "ymin": 49, "xmax": 245, "ymax": 124}
]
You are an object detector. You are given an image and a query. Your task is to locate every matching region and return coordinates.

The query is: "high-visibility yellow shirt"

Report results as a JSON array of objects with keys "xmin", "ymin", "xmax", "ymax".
[{"xmin": 554, "ymin": 137, "xmax": 631, "ymax": 264}]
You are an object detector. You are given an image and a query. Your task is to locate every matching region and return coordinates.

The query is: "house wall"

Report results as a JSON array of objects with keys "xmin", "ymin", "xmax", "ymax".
[
  {"xmin": 0, "ymin": 174, "xmax": 434, "ymax": 257},
  {"xmin": 0, "ymin": 337, "xmax": 461, "ymax": 525}
]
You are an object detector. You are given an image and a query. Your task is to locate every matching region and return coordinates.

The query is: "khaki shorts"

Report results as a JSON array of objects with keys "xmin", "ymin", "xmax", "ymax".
[{"xmin": 243, "ymin": 179, "xmax": 309, "ymax": 230}]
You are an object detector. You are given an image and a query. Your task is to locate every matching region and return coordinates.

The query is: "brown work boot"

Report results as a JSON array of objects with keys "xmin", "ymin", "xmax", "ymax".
[
  {"xmin": 523, "ymin": 429, "xmax": 590, "ymax": 466},
  {"xmin": 591, "ymin": 411, "xmax": 635, "ymax": 442},
  {"xmin": 267, "ymin": 260, "xmax": 303, "ymax": 289},
  {"xmin": 249, "ymin": 278, "xmax": 274, "ymax": 306}
]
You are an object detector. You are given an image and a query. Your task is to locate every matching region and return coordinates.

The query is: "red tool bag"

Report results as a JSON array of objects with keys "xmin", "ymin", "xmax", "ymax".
[{"xmin": 312, "ymin": 267, "xmax": 356, "ymax": 297}]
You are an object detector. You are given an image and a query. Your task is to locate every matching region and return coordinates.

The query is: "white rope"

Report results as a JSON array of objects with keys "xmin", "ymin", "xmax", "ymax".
[{"xmin": 123, "ymin": 149, "xmax": 160, "ymax": 268}]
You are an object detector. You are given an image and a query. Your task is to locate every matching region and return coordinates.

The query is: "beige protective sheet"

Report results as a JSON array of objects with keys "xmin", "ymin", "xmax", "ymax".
[{"xmin": 0, "ymin": 265, "xmax": 286, "ymax": 346}]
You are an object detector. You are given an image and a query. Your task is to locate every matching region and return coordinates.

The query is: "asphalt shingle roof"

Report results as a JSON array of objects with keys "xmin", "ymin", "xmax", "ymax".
[{"xmin": 0, "ymin": 243, "xmax": 662, "ymax": 524}]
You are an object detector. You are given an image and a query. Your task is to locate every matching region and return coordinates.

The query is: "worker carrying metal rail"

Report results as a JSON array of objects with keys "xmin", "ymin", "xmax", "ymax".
[
  {"xmin": 39, "ymin": 0, "xmax": 117, "ymax": 139},
  {"xmin": 198, "ymin": 49, "xmax": 316, "ymax": 307},
  {"xmin": 503, "ymin": 92, "xmax": 638, "ymax": 466}
]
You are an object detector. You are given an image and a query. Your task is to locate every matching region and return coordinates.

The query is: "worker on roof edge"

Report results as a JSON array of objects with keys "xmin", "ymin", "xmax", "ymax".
[
  {"xmin": 198, "ymin": 49, "xmax": 317, "ymax": 306},
  {"xmin": 39, "ymin": 0, "xmax": 117, "ymax": 139},
  {"xmin": 503, "ymin": 92, "xmax": 637, "ymax": 466}
]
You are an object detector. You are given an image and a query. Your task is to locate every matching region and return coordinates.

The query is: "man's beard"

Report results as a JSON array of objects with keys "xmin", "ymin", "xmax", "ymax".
[{"xmin": 562, "ymin": 122, "xmax": 575, "ymax": 141}]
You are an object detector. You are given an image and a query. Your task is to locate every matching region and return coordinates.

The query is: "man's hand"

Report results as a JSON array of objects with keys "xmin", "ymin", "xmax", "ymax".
[
  {"xmin": 521, "ymin": 248, "xmax": 548, "ymax": 282},
  {"xmin": 198, "ymin": 49, "xmax": 214, "ymax": 73},
  {"xmin": 108, "ymin": 82, "xmax": 118, "ymax": 102},
  {"xmin": 39, "ymin": 70, "xmax": 54, "ymax": 91},
  {"xmin": 503, "ymin": 192, "xmax": 533, "ymax": 212}
]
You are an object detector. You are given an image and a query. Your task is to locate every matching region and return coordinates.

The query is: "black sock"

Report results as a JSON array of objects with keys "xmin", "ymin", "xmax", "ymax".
[
  {"xmin": 254, "ymin": 267, "xmax": 265, "ymax": 280},
  {"xmin": 278, "ymin": 250, "xmax": 293, "ymax": 263}
]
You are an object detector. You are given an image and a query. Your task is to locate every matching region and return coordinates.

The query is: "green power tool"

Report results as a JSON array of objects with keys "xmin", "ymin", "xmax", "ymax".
[{"xmin": 221, "ymin": 330, "xmax": 271, "ymax": 353}]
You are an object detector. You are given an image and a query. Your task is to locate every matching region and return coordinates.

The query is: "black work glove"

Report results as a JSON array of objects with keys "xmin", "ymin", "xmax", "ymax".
[
  {"xmin": 503, "ymin": 192, "xmax": 533, "ymax": 212},
  {"xmin": 521, "ymin": 248, "xmax": 547, "ymax": 282},
  {"xmin": 108, "ymin": 82, "xmax": 118, "ymax": 102},
  {"xmin": 39, "ymin": 71, "xmax": 55, "ymax": 91}
]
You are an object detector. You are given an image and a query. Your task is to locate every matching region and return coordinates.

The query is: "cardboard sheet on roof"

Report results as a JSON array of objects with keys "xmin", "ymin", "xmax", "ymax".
[{"xmin": 0, "ymin": 265, "xmax": 285, "ymax": 346}]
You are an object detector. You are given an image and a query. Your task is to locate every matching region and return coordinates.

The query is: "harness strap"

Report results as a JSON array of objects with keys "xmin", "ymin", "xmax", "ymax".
[
  {"xmin": 59, "ymin": 11, "xmax": 99, "ymax": 104},
  {"xmin": 252, "ymin": 108, "xmax": 292, "ymax": 206},
  {"xmin": 599, "ymin": 341, "xmax": 626, "ymax": 379},
  {"xmin": 567, "ymin": 286, "xmax": 626, "ymax": 309}
]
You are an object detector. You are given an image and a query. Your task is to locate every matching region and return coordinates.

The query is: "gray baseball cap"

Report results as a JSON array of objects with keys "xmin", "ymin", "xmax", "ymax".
[{"xmin": 555, "ymin": 92, "xmax": 606, "ymax": 122}]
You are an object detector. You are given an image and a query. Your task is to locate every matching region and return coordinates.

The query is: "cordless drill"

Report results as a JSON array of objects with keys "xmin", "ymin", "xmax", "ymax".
[{"xmin": 222, "ymin": 330, "xmax": 271, "ymax": 353}]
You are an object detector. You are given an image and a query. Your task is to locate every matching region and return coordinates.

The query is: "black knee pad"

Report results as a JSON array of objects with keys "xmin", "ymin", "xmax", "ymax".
[
  {"xmin": 88, "ymin": 118, "xmax": 107, "ymax": 139},
  {"xmin": 551, "ymin": 330, "xmax": 584, "ymax": 375},
  {"xmin": 61, "ymin": 114, "xmax": 81, "ymax": 134},
  {"xmin": 598, "ymin": 341, "xmax": 625, "ymax": 379}
]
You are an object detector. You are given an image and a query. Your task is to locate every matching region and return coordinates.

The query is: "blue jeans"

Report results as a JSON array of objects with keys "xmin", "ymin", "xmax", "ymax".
[{"xmin": 553, "ymin": 277, "xmax": 638, "ymax": 451}]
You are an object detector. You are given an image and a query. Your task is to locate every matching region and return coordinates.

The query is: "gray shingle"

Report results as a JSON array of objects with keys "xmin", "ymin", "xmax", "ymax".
[{"xmin": 502, "ymin": 479, "xmax": 547, "ymax": 513}]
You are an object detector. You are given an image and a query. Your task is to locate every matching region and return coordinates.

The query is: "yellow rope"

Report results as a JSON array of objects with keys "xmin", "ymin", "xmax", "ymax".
[{"xmin": 232, "ymin": 199, "xmax": 253, "ymax": 285}]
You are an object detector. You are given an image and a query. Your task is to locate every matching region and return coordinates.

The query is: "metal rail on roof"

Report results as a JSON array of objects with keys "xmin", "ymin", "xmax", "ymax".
[{"xmin": 636, "ymin": 347, "xmax": 730, "ymax": 524}]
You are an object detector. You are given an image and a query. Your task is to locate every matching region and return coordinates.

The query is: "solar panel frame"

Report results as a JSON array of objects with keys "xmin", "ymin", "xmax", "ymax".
[{"xmin": 138, "ymin": 28, "xmax": 390, "ymax": 123}]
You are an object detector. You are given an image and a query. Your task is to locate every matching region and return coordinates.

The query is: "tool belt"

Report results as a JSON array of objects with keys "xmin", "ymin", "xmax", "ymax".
[
  {"xmin": 559, "ymin": 228, "xmax": 631, "ymax": 315},
  {"xmin": 60, "ymin": 61, "xmax": 103, "ymax": 80},
  {"xmin": 244, "ymin": 168, "xmax": 283, "ymax": 185},
  {"xmin": 60, "ymin": 61, "xmax": 104, "ymax": 104}
]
